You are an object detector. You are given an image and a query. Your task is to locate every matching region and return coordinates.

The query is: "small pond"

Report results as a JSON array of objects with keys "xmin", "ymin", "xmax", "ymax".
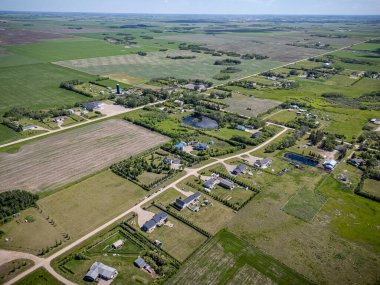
[
  {"xmin": 284, "ymin": 153, "xmax": 319, "ymax": 167},
  {"xmin": 182, "ymin": 116, "xmax": 219, "ymax": 130}
]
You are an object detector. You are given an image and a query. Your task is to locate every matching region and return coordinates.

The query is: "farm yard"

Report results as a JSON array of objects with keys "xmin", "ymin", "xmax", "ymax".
[{"xmin": 0, "ymin": 119, "xmax": 168, "ymax": 192}]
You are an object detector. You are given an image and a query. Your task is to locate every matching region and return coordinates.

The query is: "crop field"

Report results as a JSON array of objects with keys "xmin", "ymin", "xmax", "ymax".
[
  {"xmin": 132, "ymin": 206, "xmax": 208, "ymax": 262},
  {"xmin": 0, "ymin": 119, "xmax": 168, "ymax": 192},
  {"xmin": 54, "ymin": 50, "xmax": 282, "ymax": 84},
  {"xmin": 0, "ymin": 63, "xmax": 96, "ymax": 114},
  {"xmin": 215, "ymin": 93, "xmax": 280, "ymax": 117},
  {"xmin": 167, "ymin": 230, "xmax": 314, "ymax": 285},
  {"xmin": 158, "ymin": 31, "xmax": 363, "ymax": 62}
]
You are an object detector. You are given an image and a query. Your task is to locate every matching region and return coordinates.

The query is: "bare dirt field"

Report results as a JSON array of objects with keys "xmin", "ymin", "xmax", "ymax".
[
  {"xmin": 0, "ymin": 119, "xmax": 168, "ymax": 192},
  {"xmin": 0, "ymin": 29, "xmax": 71, "ymax": 45}
]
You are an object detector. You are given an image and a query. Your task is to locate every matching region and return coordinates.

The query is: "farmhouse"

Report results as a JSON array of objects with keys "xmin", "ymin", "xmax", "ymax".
[
  {"xmin": 323, "ymin": 160, "xmax": 337, "ymax": 170},
  {"xmin": 349, "ymin": 158, "xmax": 364, "ymax": 168},
  {"xmin": 82, "ymin": 101, "xmax": 102, "ymax": 110},
  {"xmin": 203, "ymin": 177, "xmax": 218, "ymax": 189},
  {"xmin": 84, "ymin": 262, "xmax": 118, "ymax": 282},
  {"xmin": 218, "ymin": 179, "xmax": 234, "ymax": 190},
  {"xmin": 254, "ymin": 158, "xmax": 272, "ymax": 168},
  {"xmin": 175, "ymin": 142, "xmax": 187, "ymax": 151},
  {"xmin": 175, "ymin": 192, "xmax": 201, "ymax": 210},
  {"xmin": 141, "ymin": 212, "xmax": 168, "ymax": 233},
  {"xmin": 134, "ymin": 256, "xmax": 147, "ymax": 269},
  {"xmin": 232, "ymin": 164, "xmax": 247, "ymax": 175},
  {"xmin": 112, "ymin": 239, "xmax": 124, "ymax": 249},
  {"xmin": 194, "ymin": 143, "xmax": 208, "ymax": 151},
  {"xmin": 236, "ymin": 125, "xmax": 246, "ymax": 131},
  {"xmin": 53, "ymin": 116, "xmax": 66, "ymax": 123},
  {"xmin": 21, "ymin": 124, "xmax": 37, "ymax": 131}
]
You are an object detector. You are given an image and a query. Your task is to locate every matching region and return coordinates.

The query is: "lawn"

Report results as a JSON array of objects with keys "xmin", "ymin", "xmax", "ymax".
[
  {"xmin": 14, "ymin": 267, "xmax": 63, "ymax": 285},
  {"xmin": 0, "ymin": 125, "xmax": 20, "ymax": 145},
  {"xmin": 167, "ymin": 230, "xmax": 315, "ymax": 285},
  {"xmin": 0, "ymin": 207, "xmax": 63, "ymax": 255},
  {"xmin": 266, "ymin": 109, "xmax": 297, "ymax": 122},
  {"xmin": 0, "ymin": 63, "xmax": 96, "ymax": 114},
  {"xmin": 149, "ymin": 188, "xmax": 235, "ymax": 234},
  {"xmin": 362, "ymin": 179, "xmax": 380, "ymax": 199},
  {"xmin": 133, "ymin": 205, "xmax": 208, "ymax": 262},
  {"xmin": 38, "ymin": 170, "xmax": 148, "ymax": 240}
]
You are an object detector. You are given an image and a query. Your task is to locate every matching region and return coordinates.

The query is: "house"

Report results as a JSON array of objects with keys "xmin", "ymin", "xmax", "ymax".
[
  {"xmin": 203, "ymin": 177, "xmax": 218, "ymax": 189},
  {"xmin": 349, "ymin": 158, "xmax": 364, "ymax": 168},
  {"xmin": 134, "ymin": 256, "xmax": 147, "ymax": 269},
  {"xmin": 173, "ymin": 99, "xmax": 184, "ymax": 106},
  {"xmin": 21, "ymin": 124, "xmax": 37, "ymax": 132},
  {"xmin": 254, "ymin": 158, "xmax": 272, "ymax": 169},
  {"xmin": 194, "ymin": 143, "xmax": 208, "ymax": 151},
  {"xmin": 323, "ymin": 160, "xmax": 337, "ymax": 170},
  {"xmin": 112, "ymin": 239, "xmax": 124, "ymax": 249},
  {"xmin": 323, "ymin": 62, "xmax": 331, "ymax": 67},
  {"xmin": 84, "ymin": 262, "xmax": 118, "ymax": 282},
  {"xmin": 163, "ymin": 158, "xmax": 173, "ymax": 164},
  {"xmin": 175, "ymin": 192, "xmax": 201, "ymax": 210},
  {"xmin": 81, "ymin": 109, "xmax": 89, "ymax": 115},
  {"xmin": 252, "ymin": 131, "xmax": 261, "ymax": 138},
  {"xmin": 142, "ymin": 212, "xmax": 168, "ymax": 233},
  {"xmin": 370, "ymin": 118, "xmax": 377, "ymax": 123},
  {"xmin": 218, "ymin": 179, "xmax": 234, "ymax": 190},
  {"xmin": 236, "ymin": 125, "xmax": 246, "ymax": 131},
  {"xmin": 232, "ymin": 164, "xmax": 247, "ymax": 175},
  {"xmin": 175, "ymin": 142, "xmax": 187, "ymax": 151},
  {"xmin": 53, "ymin": 116, "xmax": 66, "ymax": 123},
  {"xmin": 82, "ymin": 101, "xmax": 102, "ymax": 110}
]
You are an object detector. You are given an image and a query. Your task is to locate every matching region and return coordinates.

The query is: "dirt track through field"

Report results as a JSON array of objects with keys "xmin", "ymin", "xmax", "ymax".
[{"xmin": 0, "ymin": 119, "xmax": 168, "ymax": 192}]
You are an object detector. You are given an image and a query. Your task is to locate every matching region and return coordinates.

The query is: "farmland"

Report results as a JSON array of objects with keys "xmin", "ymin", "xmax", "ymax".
[{"xmin": 0, "ymin": 119, "xmax": 168, "ymax": 192}]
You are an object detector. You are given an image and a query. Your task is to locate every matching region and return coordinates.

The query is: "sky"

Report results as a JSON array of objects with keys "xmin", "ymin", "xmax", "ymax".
[{"xmin": 0, "ymin": 0, "xmax": 379, "ymax": 15}]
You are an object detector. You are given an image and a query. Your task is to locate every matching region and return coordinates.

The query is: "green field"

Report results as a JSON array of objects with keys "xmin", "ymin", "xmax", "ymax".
[
  {"xmin": 0, "ymin": 259, "xmax": 34, "ymax": 284},
  {"xmin": 362, "ymin": 178, "xmax": 380, "ymax": 199},
  {"xmin": 0, "ymin": 63, "xmax": 96, "ymax": 113},
  {"xmin": 38, "ymin": 170, "xmax": 147, "ymax": 240},
  {"xmin": 55, "ymin": 50, "xmax": 283, "ymax": 84},
  {"xmin": 14, "ymin": 267, "xmax": 63, "ymax": 285},
  {"xmin": 0, "ymin": 125, "xmax": 20, "ymax": 144},
  {"xmin": 167, "ymin": 230, "xmax": 314, "ymax": 285}
]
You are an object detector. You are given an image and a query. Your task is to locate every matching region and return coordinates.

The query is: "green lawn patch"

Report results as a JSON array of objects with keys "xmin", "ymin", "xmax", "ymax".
[{"xmin": 14, "ymin": 267, "xmax": 63, "ymax": 285}]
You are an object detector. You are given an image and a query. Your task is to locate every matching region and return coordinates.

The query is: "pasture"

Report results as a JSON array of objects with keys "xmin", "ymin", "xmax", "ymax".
[
  {"xmin": 54, "ymin": 50, "xmax": 282, "ymax": 84},
  {"xmin": 0, "ymin": 119, "xmax": 168, "ymax": 192},
  {"xmin": 167, "ymin": 230, "xmax": 314, "ymax": 285}
]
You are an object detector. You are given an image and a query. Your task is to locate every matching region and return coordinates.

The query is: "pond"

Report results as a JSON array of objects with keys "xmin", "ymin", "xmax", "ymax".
[
  {"xmin": 182, "ymin": 116, "xmax": 219, "ymax": 130},
  {"xmin": 284, "ymin": 153, "xmax": 319, "ymax": 167}
]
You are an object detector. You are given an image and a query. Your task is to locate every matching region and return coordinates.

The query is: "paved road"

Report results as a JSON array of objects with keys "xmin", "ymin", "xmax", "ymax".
[{"xmin": 4, "ymin": 125, "xmax": 288, "ymax": 285}]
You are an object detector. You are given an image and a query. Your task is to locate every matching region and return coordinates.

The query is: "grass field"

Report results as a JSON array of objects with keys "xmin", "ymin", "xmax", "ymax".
[
  {"xmin": 0, "ymin": 63, "xmax": 96, "ymax": 114},
  {"xmin": 167, "ymin": 229, "xmax": 314, "ymax": 285},
  {"xmin": 134, "ymin": 205, "xmax": 208, "ymax": 262},
  {"xmin": 14, "ymin": 267, "xmax": 63, "ymax": 285},
  {"xmin": 55, "ymin": 50, "xmax": 282, "ymax": 84},
  {"xmin": 0, "ymin": 125, "xmax": 20, "ymax": 145},
  {"xmin": 215, "ymin": 93, "xmax": 280, "ymax": 117},
  {"xmin": 362, "ymin": 179, "xmax": 380, "ymax": 199},
  {"xmin": 0, "ymin": 259, "xmax": 34, "ymax": 284},
  {"xmin": 0, "ymin": 207, "xmax": 63, "ymax": 254},
  {"xmin": 38, "ymin": 170, "xmax": 148, "ymax": 240},
  {"xmin": 0, "ymin": 119, "xmax": 168, "ymax": 192}
]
